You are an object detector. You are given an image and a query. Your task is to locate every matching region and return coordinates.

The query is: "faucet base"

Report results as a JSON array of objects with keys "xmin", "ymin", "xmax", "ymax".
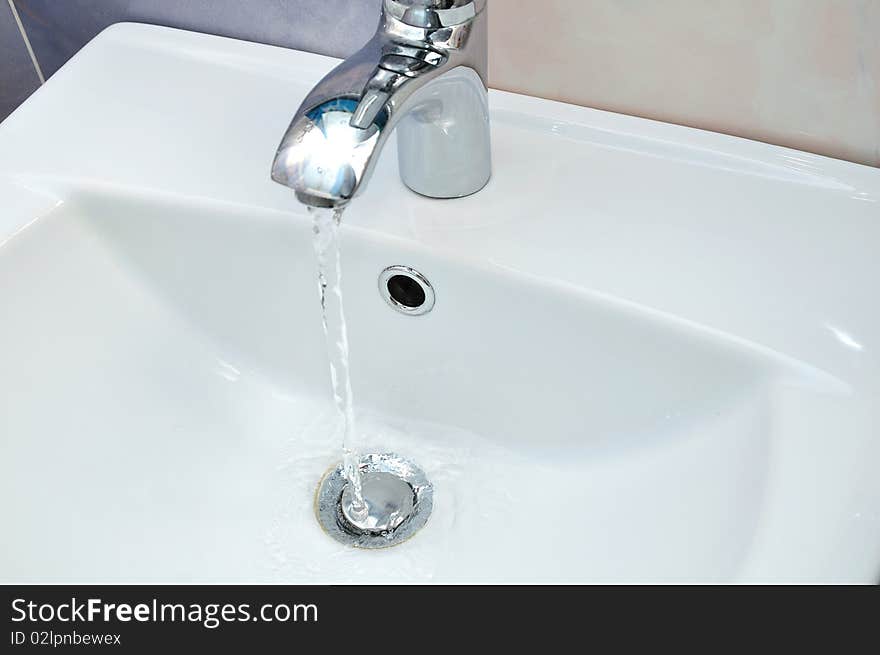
[
  {"xmin": 397, "ymin": 66, "xmax": 492, "ymax": 200},
  {"xmin": 315, "ymin": 452, "xmax": 433, "ymax": 549}
]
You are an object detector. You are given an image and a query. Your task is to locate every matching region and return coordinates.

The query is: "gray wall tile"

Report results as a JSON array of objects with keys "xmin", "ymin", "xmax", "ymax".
[
  {"xmin": 13, "ymin": 0, "xmax": 383, "ymax": 79},
  {"xmin": 0, "ymin": 0, "xmax": 41, "ymax": 121}
]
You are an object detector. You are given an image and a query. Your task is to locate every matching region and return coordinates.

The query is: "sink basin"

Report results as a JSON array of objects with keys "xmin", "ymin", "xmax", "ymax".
[{"xmin": 1, "ymin": 24, "xmax": 878, "ymax": 583}]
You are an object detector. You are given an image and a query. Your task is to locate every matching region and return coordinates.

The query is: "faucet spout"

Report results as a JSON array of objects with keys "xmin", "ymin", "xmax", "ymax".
[{"xmin": 271, "ymin": 0, "xmax": 491, "ymax": 208}]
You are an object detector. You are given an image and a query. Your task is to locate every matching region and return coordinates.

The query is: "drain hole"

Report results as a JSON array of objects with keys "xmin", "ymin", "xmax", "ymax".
[
  {"xmin": 387, "ymin": 275, "xmax": 426, "ymax": 309},
  {"xmin": 316, "ymin": 453, "xmax": 434, "ymax": 549}
]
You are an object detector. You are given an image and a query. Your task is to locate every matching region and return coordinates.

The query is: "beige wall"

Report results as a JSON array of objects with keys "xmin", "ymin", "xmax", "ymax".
[{"xmin": 489, "ymin": 0, "xmax": 880, "ymax": 167}]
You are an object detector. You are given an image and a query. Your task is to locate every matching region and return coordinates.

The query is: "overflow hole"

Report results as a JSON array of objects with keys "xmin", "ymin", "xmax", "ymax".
[
  {"xmin": 378, "ymin": 266, "xmax": 435, "ymax": 316},
  {"xmin": 387, "ymin": 275, "xmax": 426, "ymax": 308}
]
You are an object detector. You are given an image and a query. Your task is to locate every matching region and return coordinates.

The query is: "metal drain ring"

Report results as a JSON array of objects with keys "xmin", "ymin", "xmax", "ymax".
[{"xmin": 315, "ymin": 452, "xmax": 433, "ymax": 549}]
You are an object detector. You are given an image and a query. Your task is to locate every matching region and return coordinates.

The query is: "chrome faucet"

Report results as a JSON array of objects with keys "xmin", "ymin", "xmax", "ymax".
[{"xmin": 271, "ymin": 0, "xmax": 491, "ymax": 208}]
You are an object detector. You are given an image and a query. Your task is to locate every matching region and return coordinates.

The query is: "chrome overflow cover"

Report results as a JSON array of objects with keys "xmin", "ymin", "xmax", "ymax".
[{"xmin": 379, "ymin": 266, "xmax": 435, "ymax": 316}]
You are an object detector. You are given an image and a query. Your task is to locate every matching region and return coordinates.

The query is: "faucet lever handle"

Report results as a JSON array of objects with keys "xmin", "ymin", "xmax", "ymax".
[
  {"xmin": 350, "ymin": 66, "xmax": 411, "ymax": 129},
  {"xmin": 380, "ymin": 53, "xmax": 441, "ymax": 77},
  {"xmin": 351, "ymin": 89, "xmax": 392, "ymax": 129},
  {"xmin": 350, "ymin": 49, "xmax": 445, "ymax": 130}
]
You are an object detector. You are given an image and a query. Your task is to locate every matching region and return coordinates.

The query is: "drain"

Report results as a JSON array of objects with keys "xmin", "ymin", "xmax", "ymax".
[
  {"xmin": 315, "ymin": 453, "xmax": 433, "ymax": 549},
  {"xmin": 379, "ymin": 266, "xmax": 435, "ymax": 316},
  {"xmin": 341, "ymin": 472, "xmax": 414, "ymax": 533}
]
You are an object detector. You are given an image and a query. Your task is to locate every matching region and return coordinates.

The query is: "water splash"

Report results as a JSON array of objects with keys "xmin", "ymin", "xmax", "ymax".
[{"xmin": 309, "ymin": 206, "xmax": 366, "ymax": 519}]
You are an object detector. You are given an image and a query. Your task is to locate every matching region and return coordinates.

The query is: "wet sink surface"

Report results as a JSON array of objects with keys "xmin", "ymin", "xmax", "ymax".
[{"xmin": 1, "ymin": 24, "xmax": 879, "ymax": 583}]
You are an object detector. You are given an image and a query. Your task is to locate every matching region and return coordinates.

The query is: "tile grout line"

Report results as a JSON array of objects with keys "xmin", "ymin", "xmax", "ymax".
[{"xmin": 7, "ymin": 0, "xmax": 45, "ymax": 84}]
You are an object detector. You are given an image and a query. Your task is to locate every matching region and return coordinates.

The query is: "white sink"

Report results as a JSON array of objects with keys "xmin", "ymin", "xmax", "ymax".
[{"xmin": 1, "ymin": 24, "xmax": 879, "ymax": 583}]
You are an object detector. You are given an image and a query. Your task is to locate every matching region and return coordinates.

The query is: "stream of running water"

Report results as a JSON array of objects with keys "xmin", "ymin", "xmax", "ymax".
[{"xmin": 309, "ymin": 206, "xmax": 366, "ymax": 520}]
